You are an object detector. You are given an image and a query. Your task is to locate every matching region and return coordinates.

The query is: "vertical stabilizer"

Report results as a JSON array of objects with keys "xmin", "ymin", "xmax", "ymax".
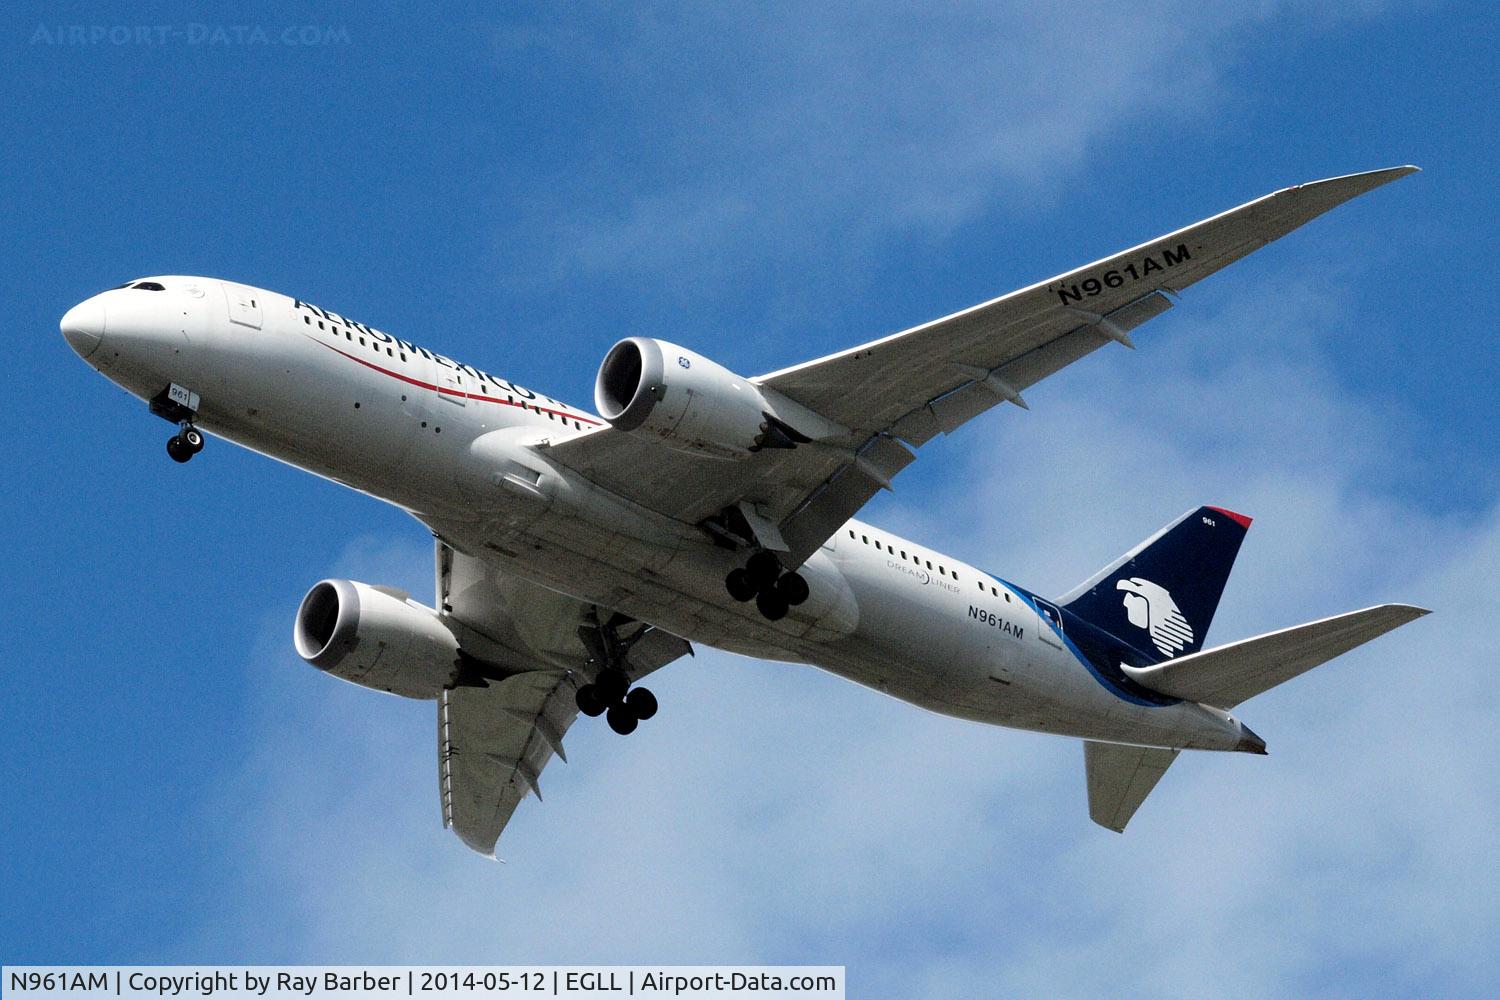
[{"xmin": 1060, "ymin": 506, "xmax": 1251, "ymax": 660}]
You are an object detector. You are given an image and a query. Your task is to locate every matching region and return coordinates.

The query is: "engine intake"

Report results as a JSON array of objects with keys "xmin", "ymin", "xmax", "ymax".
[
  {"xmin": 595, "ymin": 337, "xmax": 808, "ymax": 459},
  {"xmin": 294, "ymin": 579, "xmax": 461, "ymax": 699}
]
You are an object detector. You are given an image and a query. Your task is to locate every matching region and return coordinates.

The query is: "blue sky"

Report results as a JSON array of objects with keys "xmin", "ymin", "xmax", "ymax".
[{"xmin": 3, "ymin": 1, "xmax": 1497, "ymax": 995}]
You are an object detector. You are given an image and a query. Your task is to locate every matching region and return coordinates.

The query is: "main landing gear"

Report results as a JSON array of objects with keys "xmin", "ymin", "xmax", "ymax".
[
  {"xmin": 575, "ymin": 670, "xmax": 658, "ymax": 735},
  {"xmin": 166, "ymin": 423, "xmax": 205, "ymax": 463},
  {"xmin": 725, "ymin": 550, "xmax": 809, "ymax": 621},
  {"xmin": 574, "ymin": 613, "xmax": 659, "ymax": 736}
]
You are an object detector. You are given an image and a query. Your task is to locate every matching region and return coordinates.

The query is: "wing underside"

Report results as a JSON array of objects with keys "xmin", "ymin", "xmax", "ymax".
[
  {"xmin": 543, "ymin": 167, "xmax": 1417, "ymax": 562},
  {"xmin": 434, "ymin": 541, "xmax": 691, "ymax": 856},
  {"xmin": 441, "ymin": 671, "xmax": 578, "ymax": 855}
]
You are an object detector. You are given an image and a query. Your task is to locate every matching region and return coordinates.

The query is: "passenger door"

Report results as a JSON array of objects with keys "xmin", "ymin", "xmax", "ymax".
[
  {"xmin": 1033, "ymin": 598, "xmax": 1065, "ymax": 649},
  {"xmin": 437, "ymin": 368, "xmax": 468, "ymax": 406},
  {"xmin": 222, "ymin": 281, "xmax": 262, "ymax": 329}
]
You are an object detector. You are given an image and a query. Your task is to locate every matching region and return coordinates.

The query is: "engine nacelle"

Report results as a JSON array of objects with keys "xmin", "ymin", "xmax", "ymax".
[
  {"xmin": 595, "ymin": 337, "xmax": 804, "ymax": 459},
  {"xmin": 293, "ymin": 579, "xmax": 460, "ymax": 699}
]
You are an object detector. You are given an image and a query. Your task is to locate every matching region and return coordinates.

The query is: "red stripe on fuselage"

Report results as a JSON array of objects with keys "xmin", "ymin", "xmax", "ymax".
[{"xmin": 312, "ymin": 338, "xmax": 603, "ymax": 426}]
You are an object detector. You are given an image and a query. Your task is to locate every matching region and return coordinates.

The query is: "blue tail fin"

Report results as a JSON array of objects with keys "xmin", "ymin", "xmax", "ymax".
[{"xmin": 1059, "ymin": 506, "xmax": 1251, "ymax": 660}]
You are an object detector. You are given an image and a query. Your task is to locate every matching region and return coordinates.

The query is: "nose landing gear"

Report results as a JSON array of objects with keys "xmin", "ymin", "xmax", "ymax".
[
  {"xmin": 150, "ymin": 385, "xmax": 205, "ymax": 464},
  {"xmin": 166, "ymin": 424, "xmax": 205, "ymax": 463},
  {"xmin": 724, "ymin": 550, "xmax": 809, "ymax": 621}
]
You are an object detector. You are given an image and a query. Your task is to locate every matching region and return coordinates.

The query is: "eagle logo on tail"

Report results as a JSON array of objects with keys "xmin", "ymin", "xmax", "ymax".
[{"xmin": 1116, "ymin": 578, "xmax": 1193, "ymax": 657}]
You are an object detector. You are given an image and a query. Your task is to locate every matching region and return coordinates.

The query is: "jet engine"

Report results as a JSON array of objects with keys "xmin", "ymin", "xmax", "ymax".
[
  {"xmin": 594, "ymin": 337, "xmax": 809, "ymax": 459},
  {"xmin": 293, "ymin": 579, "xmax": 461, "ymax": 699}
]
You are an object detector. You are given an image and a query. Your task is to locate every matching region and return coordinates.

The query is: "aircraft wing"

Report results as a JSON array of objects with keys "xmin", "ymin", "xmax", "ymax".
[
  {"xmin": 436, "ymin": 542, "xmax": 691, "ymax": 856},
  {"xmin": 440, "ymin": 672, "xmax": 578, "ymax": 856},
  {"xmin": 542, "ymin": 167, "xmax": 1416, "ymax": 563}
]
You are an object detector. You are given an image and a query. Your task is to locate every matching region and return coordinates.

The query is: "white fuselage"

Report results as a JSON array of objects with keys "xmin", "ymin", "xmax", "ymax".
[{"xmin": 63, "ymin": 277, "xmax": 1253, "ymax": 752}]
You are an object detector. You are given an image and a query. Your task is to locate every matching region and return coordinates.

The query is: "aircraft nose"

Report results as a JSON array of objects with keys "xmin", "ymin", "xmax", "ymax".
[{"xmin": 60, "ymin": 296, "xmax": 105, "ymax": 359}]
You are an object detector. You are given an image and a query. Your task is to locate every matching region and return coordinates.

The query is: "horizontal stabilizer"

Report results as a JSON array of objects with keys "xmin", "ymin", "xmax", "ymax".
[
  {"xmin": 1084, "ymin": 741, "xmax": 1179, "ymax": 832},
  {"xmin": 1122, "ymin": 604, "xmax": 1429, "ymax": 708}
]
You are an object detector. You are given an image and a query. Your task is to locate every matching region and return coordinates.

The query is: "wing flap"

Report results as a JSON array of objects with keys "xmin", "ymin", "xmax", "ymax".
[
  {"xmin": 779, "ymin": 435, "xmax": 916, "ymax": 559},
  {"xmin": 440, "ymin": 670, "xmax": 581, "ymax": 856},
  {"xmin": 1121, "ymin": 604, "xmax": 1430, "ymax": 708},
  {"xmin": 1084, "ymin": 741, "xmax": 1179, "ymax": 833},
  {"xmin": 889, "ymin": 289, "xmax": 1175, "ymax": 448}
]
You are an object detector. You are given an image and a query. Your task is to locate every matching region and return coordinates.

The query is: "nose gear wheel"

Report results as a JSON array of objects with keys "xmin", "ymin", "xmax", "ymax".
[{"xmin": 167, "ymin": 423, "xmax": 205, "ymax": 463}]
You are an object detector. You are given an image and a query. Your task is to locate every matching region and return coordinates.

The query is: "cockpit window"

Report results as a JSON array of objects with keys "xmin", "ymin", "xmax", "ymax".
[{"xmin": 131, "ymin": 281, "xmax": 166, "ymax": 291}]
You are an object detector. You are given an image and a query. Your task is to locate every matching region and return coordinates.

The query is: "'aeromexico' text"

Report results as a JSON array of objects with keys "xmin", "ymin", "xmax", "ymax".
[{"xmin": 294, "ymin": 299, "xmax": 551, "ymax": 404}]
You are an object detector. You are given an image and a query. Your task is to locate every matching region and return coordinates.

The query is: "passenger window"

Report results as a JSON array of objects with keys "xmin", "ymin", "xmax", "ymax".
[{"xmin": 926, "ymin": 560, "xmax": 932, "ymax": 569}]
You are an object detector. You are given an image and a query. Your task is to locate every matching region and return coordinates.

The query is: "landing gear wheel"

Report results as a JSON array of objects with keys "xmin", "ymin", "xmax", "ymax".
[
  {"xmin": 725, "ymin": 568, "xmax": 757, "ymax": 602},
  {"xmin": 606, "ymin": 703, "xmax": 639, "ymax": 735},
  {"xmin": 182, "ymin": 427, "xmax": 205, "ymax": 453},
  {"xmin": 775, "ymin": 572, "xmax": 810, "ymax": 606},
  {"xmin": 625, "ymin": 686, "xmax": 658, "ymax": 721},
  {"xmin": 756, "ymin": 589, "xmax": 790, "ymax": 621},
  {"xmin": 166, "ymin": 435, "xmax": 193, "ymax": 463},
  {"xmin": 595, "ymin": 668, "xmax": 629, "ymax": 704},
  {"xmin": 746, "ymin": 549, "xmax": 782, "ymax": 589},
  {"xmin": 575, "ymin": 683, "xmax": 607, "ymax": 717}
]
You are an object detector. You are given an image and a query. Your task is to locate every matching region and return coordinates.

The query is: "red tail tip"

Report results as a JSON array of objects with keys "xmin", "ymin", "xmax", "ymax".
[{"xmin": 1207, "ymin": 506, "xmax": 1253, "ymax": 529}]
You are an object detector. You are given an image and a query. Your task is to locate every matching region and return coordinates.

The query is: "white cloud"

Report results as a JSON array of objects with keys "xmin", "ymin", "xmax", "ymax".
[
  {"xmin": 491, "ymin": 1, "xmax": 1395, "ymax": 301},
  {"xmin": 183, "ymin": 260, "xmax": 1498, "ymax": 997},
  {"xmin": 152, "ymin": 5, "xmax": 1487, "ymax": 993}
]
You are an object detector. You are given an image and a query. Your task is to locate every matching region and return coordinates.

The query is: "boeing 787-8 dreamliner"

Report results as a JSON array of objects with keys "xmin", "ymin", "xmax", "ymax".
[{"xmin": 62, "ymin": 167, "xmax": 1426, "ymax": 855}]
